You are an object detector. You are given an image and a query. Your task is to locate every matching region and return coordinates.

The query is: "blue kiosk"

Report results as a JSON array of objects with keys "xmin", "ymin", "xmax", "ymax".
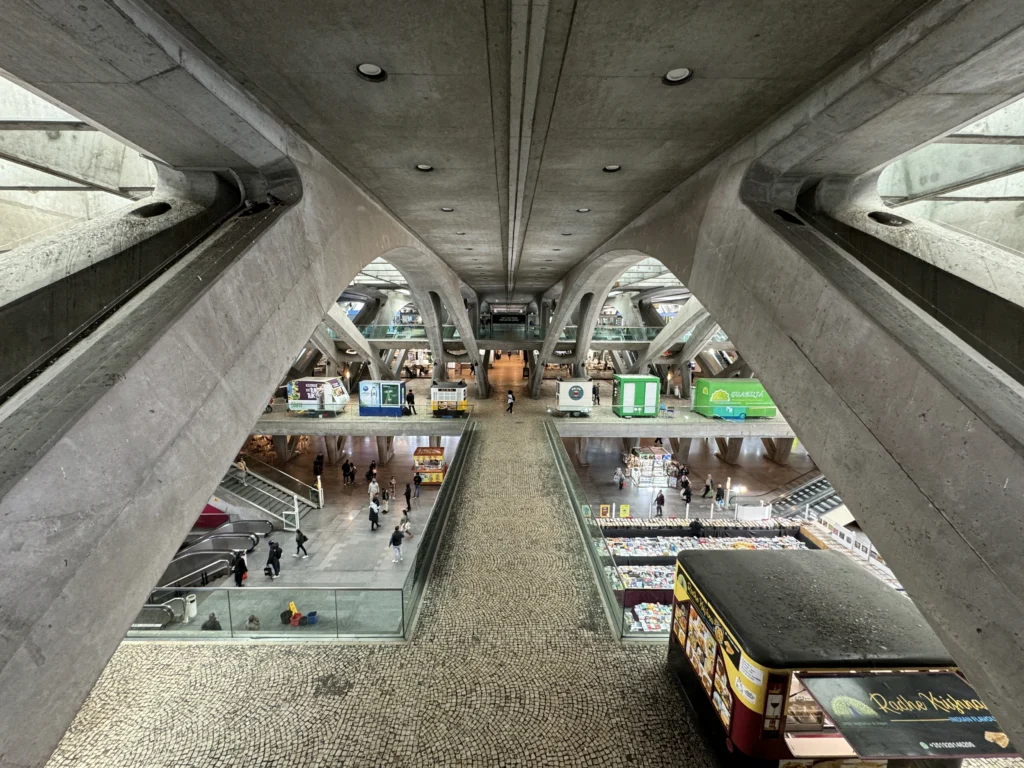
[{"xmin": 358, "ymin": 380, "xmax": 406, "ymax": 417}]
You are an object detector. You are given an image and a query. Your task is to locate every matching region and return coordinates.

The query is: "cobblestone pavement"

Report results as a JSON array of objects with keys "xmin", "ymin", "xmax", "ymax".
[{"xmin": 47, "ymin": 359, "xmax": 721, "ymax": 768}]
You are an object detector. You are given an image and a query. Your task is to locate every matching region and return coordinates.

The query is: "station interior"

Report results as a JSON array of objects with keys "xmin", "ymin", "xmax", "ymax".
[{"xmin": 2, "ymin": 2, "xmax": 1024, "ymax": 767}]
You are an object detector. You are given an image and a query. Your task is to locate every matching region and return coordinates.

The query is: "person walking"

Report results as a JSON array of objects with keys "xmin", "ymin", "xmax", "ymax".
[
  {"xmin": 655, "ymin": 490, "xmax": 665, "ymax": 518},
  {"xmin": 413, "ymin": 472, "xmax": 422, "ymax": 501},
  {"xmin": 613, "ymin": 467, "xmax": 625, "ymax": 490},
  {"xmin": 702, "ymin": 475, "xmax": 713, "ymax": 498},
  {"xmin": 381, "ymin": 487, "xmax": 390, "ymax": 515},
  {"xmin": 341, "ymin": 459, "xmax": 351, "ymax": 485},
  {"xmin": 369, "ymin": 497, "xmax": 380, "ymax": 531},
  {"xmin": 592, "ymin": 382, "xmax": 600, "ymax": 406},
  {"xmin": 714, "ymin": 484, "xmax": 725, "ymax": 509},
  {"xmin": 267, "ymin": 541, "xmax": 282, "ymax": 579},
  {"xmin": 406, "ymin": 389, "xmax": 417, "ymax": 415},
  {"xmin": 389, "ymin": 476, "xmax": 397, "ymax": 500},
  {"xmin": 312, "ymin": 452, "xmax": 324, "ymax": 479},
  {"xmin": 232, "ymin": 552, "xmax": 247, "ymax": 587},
  {"xmin": 400, "ymin": 512, "xmax": 413, "ymax": 539},
  {"xmin": 506, "ymin": 389, "xmax": 515, "ymax": 414},
  {"xmin": 294, "ymin": 529, "xmax": 309, "ymax": 558},
  {"xmin": 235, "ymin": 456, "xmax": 248, "ymax": 486},
  {"xmin": 368, "ymin": 477, "xmax": 380, "ymax": 503},
  {"xmin": 404, "ymin": 482, "xmax": 412, "ymax": 511},
  {"xmin": 683, "ymin": 485, "xmax": 692, "ymax": 505},
  {"xmin": 389, "ymin": 526, "xmax": 405, "ymax": 563}
]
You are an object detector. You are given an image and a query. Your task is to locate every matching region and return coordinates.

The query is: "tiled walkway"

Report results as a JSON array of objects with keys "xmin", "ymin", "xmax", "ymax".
[{"xmin": 47, "ymin": 357, "xmax": 720, "ymax": 767}]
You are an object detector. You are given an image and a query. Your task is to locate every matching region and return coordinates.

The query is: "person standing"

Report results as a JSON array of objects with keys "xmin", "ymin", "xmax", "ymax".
[
  {"xmin": 406, "ymin": 389, "xmax": 417, "ymax": 415},
  {"xmin": 341, "ymin": 459, "xmax": 351, "ymax": 485},
  {"xmin": 232, "ymin": 552, "xmax": 247, "ymax": 587},
  {"xmin": 381, "ymin": 487, "xmax": 390, "ymax": 515},
  {"xmin": 506, "ymin": 389, "xmax": 515, "ymax": 414},
  {"xmin": 592, "ymin": 382, "xmax": 600, "ymax": 406},
  {"xmin": 702, "ymin": 475, "xmax": 713, "ymax": 498},
  {"xmin": 368, "ymin": 477, "xmax": 380, "ymax": 503},
  {"xmin": 294, "ymin": 529, "xmax": 309, "ymax": 558},
  {"xmin": 389, "ymin": 476, "xmax": 397, "ymax": 500},
  {"xmin": 266, "ymin": 542, "xmax": 281, "ymax": 579},
  {"xmin": 715, "ymin": 484, "xmax": 725, "ymax": 508},
  {"xmin": 235, "ymin": 456, "xmax": 248, "ymax": 486},
  {"xmin": 655, "ymin": 490, "xmax": 665, "ymax": 518},
  {"xmin": 389, "ymin": 526, "xmax": 405, "ymax": 563},
  {"xmin": 313, "ymin": 452, "xmax": 324, "ymax": 479},
  {"xmin": 201, "ymin": 613, "xmax": 222, "ymax": 631},
  {"xmin": 413, "ymin": 472, "xmax": 422, "ymax": 501},
  {"xmin": 613, "ymin": 467, "xmax": 624, "ymax": 490},
  {"xmin": 369, "ymin": 497, "xmax": 380, "ymax": 531},
  {"xmin": 404, "ymin": 482, "xmax": 412, "ymax": 511}
]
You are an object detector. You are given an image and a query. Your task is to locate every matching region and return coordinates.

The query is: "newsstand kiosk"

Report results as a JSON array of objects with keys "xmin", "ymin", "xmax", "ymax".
[{"xmin": 668, "ymin": 550, "xmax": 1016, "ymax": 767}]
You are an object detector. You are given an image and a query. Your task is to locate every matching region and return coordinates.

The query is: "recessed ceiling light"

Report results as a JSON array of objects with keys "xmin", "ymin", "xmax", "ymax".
[
  {"xmin": 415, "ymin": 163, "xmax": 433, "ymax": 172},
  {"xmin": 356, "ymin": 63, "xmax": 388, "ymax": 83},
  {"xmin": 545, "ymin": 259, "xmax": 553, "ymax": 262},
  {"xmin": 441, "ymin": 206, "xmax": 454, "ymax": 212},
  {"xmin": 602, "ymin": 164, "xmax": 621, "ymax": 173},
  {"xmin": 466, "ymin": 248, "xmax": 474, "ymax": 251},
  {"xmin": 577, "ymin": 208, "xmax": 590, "ymax": 213},
  {"xmin": 553, "ymin": 248, "xmax": 561, "ymax": 251},
  {"xmin": 561, "ymin": 232, "xmax": 572, "ymax": 236},
  {"xmin": 662, "ymin": 67, "xmax": 693, "ymax": 86},
  {"xmin": 455, "ymin": 231, "xmax": 466, "ymax": 235}
]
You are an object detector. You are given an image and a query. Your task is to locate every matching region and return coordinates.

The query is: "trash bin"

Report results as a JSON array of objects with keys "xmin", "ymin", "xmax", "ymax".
[
  {"xmin": 522, "ymin": 365, "xmax": 530, "ymax": 379},
  {"xmin": 184, "ymin": 593, "xmax": 198, "ymax": 622}
]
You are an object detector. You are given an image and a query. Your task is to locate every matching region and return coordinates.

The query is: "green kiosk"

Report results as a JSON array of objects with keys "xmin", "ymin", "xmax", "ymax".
[
  {"xmin": 612, "ymin": 374, "xmax": 661, "ymax": 418},
  {"xmin": 692, "ymin": 378, "xmax": 777, "ymax": 419}
]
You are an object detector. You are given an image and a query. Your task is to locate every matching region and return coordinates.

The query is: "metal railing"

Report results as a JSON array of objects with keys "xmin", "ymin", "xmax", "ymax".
[
  {"xmin": 350, "ymin": 323, "xmax": 721, "ymax": 345},
  {"xmin": 219, "ymin": 469, "xmax": 300, "ymax": 531},
  {"xmin": 241, "ymin": 453, "xmax": 323, "ymax": 507}
]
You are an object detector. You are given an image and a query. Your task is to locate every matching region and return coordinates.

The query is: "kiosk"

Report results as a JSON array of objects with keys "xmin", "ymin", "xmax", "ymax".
[
  {"xmin": 692, "ymin": 378, "xmax": 777, "ymax": 420},
  {"xmin": 358, "ymin": 380, "xmax": 405, "ymax": 417},
  {"xmin": 412, "ymin": 447, "xmax": 447, "ymax": 485},
  {"xmin": 553, "ymin": 379, "xmax": 593, "ymax": 416},
  {"xmin": 668, "ymin": 549, "xmax": 1014, "ymax": 765},
  {"xmin": 286, "ymin": 377, "xmax": 350, "ymax": 415},
  {"xmin": 431, "ymin": 380, "xmax": 469, "ymax": 417},
  {"xmin": 612, "ymin": 374, "xmax": 660, "ymax": 417}
]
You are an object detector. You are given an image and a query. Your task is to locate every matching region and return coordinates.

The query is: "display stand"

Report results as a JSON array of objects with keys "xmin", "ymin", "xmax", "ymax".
[{"xmin": 412, "ymin": 447, "xmax": 447, "ymax": 485}]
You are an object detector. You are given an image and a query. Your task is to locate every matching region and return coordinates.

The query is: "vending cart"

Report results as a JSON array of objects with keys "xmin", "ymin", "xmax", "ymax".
[
  {"xmin": 668, "ymin": 549, "xmax": 1015, "ymax": 766},
  {"xmin": 430, "ymin": 380, "xmax": 469, "ymax": 418},
  {"xmin": 412, "ymin": 447, "xmax": 447, "ymax": 485},
  {"xmin": 692, "ymin": 378, "xmax": 777, "ymax": 420},
  {"xmin": 553, "ymin": 378, "xmax": 593, "ymax": 416},
  {"xmin": 611, "ymin": 374, "xmax": 660, "ymax": 418},
  {"xmin": 286, "ymin": 377, "xmax": 350, "ymax": 415},
  {"xmin": 357, "ymin": 380, "xmax": 406, "ymax": 417}
]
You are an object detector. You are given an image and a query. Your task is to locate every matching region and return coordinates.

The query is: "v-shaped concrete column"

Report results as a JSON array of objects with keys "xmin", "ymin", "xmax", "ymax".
[
  {"xmin": 630, "ymin": 300, "xmax": 707, "ymax": 373},
  {"xmin": 324, "ymin": 304, "xmax": 388, "ymax": 380}
]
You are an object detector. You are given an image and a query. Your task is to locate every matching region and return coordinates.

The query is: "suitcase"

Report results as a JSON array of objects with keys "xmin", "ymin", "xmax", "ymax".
[
  {"xmin": 280, "ymin": 610, "xmax": 292, "ymax": 625},
  {"xmin": 264, "ymin": 566, "xmax": 274, "ymax": 577},
  {"xmin": 306, "ymin": 611, "xmax": 318, "ymax": 625},
  {"xmin": 290, "ymin": 612, "xmax": 302, "ymax": 627}
]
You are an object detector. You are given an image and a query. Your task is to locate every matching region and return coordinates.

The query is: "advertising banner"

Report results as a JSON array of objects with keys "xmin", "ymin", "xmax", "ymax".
[
  {"xmin": 800, "ymin": 672, "xmax": 1014, "ymax": 759},
  {"xmin": 358, "ymin": 381, "xmax": 378, "ymax": 406},
  {"xmin": 693, "ymin": 379, "xmax": 775, "ymax": 408}
]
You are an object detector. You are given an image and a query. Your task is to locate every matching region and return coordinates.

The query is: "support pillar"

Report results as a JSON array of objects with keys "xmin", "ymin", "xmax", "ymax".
[
  {"xmin": 574, "ymin": 437, "xmax": 590, "ymax": 466},
  {"xmin": 272, "ymin": 435, "xmax": 298, "ymax": 463},
  {"xmin": 761, "ymin": 437, "xmax": 793, "ymax": 466},
  {"xmin": 376, "ymin": 436, "xmax": 395, "ymax": 465},
  {"xmin": 621, "ymin": 437, "xmax": 640, "ymax": 455},
  {"xmin": 714, "ymin": 437, "xmax": 744, "ymax": 465},
  {"xmin": 475, "ymin": 351, "xmax": 490, "ymax": 398},
  {"xmin": 669, "ymin": 437, "xmax": 692, "ymax": 464},
  {"xmin": 697, "ymin": 351, "xmax": 722, "ymax": 376},
  {"xmin": 429, "ymin": 436, "xmax": 441, "ymax": 448},
  {"xmin": 325, "ymin": 435, "xmax": 340, "ymax": 465}
]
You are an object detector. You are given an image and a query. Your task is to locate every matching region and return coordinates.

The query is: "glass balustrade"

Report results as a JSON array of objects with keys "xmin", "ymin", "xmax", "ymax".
[{"xmin": 349, "ymin": 322, "xmax": 724, "ymax": 345}]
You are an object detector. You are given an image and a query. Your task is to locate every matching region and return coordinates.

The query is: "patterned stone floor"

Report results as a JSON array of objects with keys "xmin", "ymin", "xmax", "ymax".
[{"xmin": 46, "ymin": 357, "xmax": 721, "ymax": 767}]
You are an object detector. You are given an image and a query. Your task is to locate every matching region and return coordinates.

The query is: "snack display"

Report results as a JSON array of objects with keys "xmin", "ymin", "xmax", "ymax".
[
  {"xmin": 605, "ymin": 536, "xmax": 808, "ymax": 558},
  {"xmin": 604, "ymin": 565, "xmax": 675, "ymax": 590},
  {"xmin": 625, "ymin": 602, "xmax": 673, "ymax": 633}
]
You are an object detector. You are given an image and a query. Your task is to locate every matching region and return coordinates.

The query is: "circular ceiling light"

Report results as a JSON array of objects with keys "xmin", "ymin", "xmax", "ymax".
[
  {"xmin": 561, "ymin": 232, "xmax": 572, "ymax": 236},
  {"xmin": 602, "ymin": 164, "xmax": 621, "ymax": 173},
  {"xmin": 553, "ymin": 248, "xmax": 561, "ymax": 252},
  {"xmin": 455, "ymin": 231, "xmax": 466, "ymax": 235},
  {"xmin": 356, "ymin": 63, "xmax": 388, "ymax": 83},
  {"xmin": 441, "ymin": 206, "xmax": 454, "ymax": 212},
  {"xmin": 465, "ymin": 247, "xmax": 474, "ymax": 251},
  {"xmin": 414, "ymin": 163, "xmax": 433, "ymax": 172},
  {"xmin": 662, "ymin": 67, "xmax": 693, "ymax": 86},
  {"xmin": 577, "ymin": 208, "xmax": 590, "ymax": 213}
]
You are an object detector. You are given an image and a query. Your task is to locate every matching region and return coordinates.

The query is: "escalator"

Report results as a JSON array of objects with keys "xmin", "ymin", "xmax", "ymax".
[
  {"xmin": 216, "ymin": 465, "xmax": 319, "ymax": 530},
  {"xmin": 177, "ymin": 532, "xmax": 259, "ymax": 557},
  {"xmin": 771, "ymin": 475, "xmax": 844, "ymax": 521}
]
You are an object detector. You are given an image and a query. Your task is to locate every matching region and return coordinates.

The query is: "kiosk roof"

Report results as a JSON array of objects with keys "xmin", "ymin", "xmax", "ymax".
[{"xmin": 677, "ymin": 550, "xmax": 953, "ymax": 669}]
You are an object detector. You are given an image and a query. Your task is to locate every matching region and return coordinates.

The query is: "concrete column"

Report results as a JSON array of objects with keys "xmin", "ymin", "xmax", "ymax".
[
  {"xmin": 376, "ymin": 436, "xmax": 395, "ymax": 465},
  {"xmin": 714, "ymin": 436, "xmax": 744, "ymax": 465},
  {"xmin": 762, "ymin": 437, "xmax": 793, "ymax": 466},
  {"xmin": 696, "ymin": 351, "xmax": 722, "ymax": 376},
  {"xmin": 620, "ymin": 437, "xmax": 639, "ymax": 454},
  {"xmin": 325, "ymin": 435, "xmax": 340, "ymax": 465},
  {"xmin": 574, "ymin": 437, "xmax": 590, "ymax": 466},
  {"xmin": 429, "ymin": 436, "xmax": 442, "ymax": 448},
  {"xmin": 272, "ymin": 435, "xmax": 298, "ymax": 463},
  {"xmin": 669, "ymin": 437, "xmax": 692, "ymax": 464}
]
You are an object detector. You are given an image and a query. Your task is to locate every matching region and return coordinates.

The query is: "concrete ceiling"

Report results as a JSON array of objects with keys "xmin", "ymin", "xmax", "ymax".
[{"xmin": 150, "ymin": 0, "xmax": 928, "ymax": 299}]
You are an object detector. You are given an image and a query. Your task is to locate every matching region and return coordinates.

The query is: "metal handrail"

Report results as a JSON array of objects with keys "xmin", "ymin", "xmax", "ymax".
[
  {"xmin": 217, "ymin": 477, "xmax": 298, "ymax": 531},
  {"xmin": 240, "ymin": 454, "xmax": 321, "ymax": 507}
]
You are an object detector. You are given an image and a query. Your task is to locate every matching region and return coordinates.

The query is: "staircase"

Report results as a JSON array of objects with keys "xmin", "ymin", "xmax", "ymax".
[
  {"xmin": 217, "ymin": 465, "xmax": 319, "ymax": 531},
  {"xmin": 770, "ymin": 474, "xmax": 843, "ymax": 520}
]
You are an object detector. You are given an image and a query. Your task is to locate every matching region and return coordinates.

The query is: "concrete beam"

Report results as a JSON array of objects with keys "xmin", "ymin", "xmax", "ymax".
[
  {"xmin": 254, "ymin": 412, "xmax": 470, "ymax": 438},
  {"xmin": 714, "ymin": 437, "xmax": 744, "ymax": 465},
  {"xmin": 323, "ymin": 304, "xmax": 388, "ymax": 381},
  {"xmin": 761, "ymin": 437, "xmax": 793, "ymax": 466},
  {"xmin": 630, "ymin": 300, "xmax": 707, "ymax": 373},
  {"xmin": 553, "ymin": 414, "xmax": 795, "ymax": 440},
  {"xmin": 677, "ymin": 315, "xmax": 721, "ymax": 367}
]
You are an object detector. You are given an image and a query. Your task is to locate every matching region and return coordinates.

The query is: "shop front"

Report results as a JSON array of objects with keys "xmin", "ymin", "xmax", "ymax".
[{"xmin": 412, "ymin": 447, "xmax": 447, "ymax": 485}]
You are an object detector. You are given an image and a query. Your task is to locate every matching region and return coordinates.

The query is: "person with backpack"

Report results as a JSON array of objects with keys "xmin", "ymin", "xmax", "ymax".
[
  {"xmin": 266, "ymin": 541, "xmax": 282, "ymax": 579},
  {"xmin": 655, "ymin": 490, "xmax": 665, "ymax": 518},
  {"xmin": 413, "ymin": 473, "xmax": 422, "ymax": 501},
  {"xmin": 369, "ymin": 497, "xmax": 380, "ymax": 531},
  {"xmin": 232, "ymin": 552, "xmax": 247, "ymax": 587},
  {"xmin": 294, "ymin": 529, "xmax": 309, "ymax": 558},
  {"xmin": 506, "ymin": 389, "xmax": 515, "ymax": 414},
  {"xmin": 389, "ymin": 526, "xmax": 405, "ymax": 562}
]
